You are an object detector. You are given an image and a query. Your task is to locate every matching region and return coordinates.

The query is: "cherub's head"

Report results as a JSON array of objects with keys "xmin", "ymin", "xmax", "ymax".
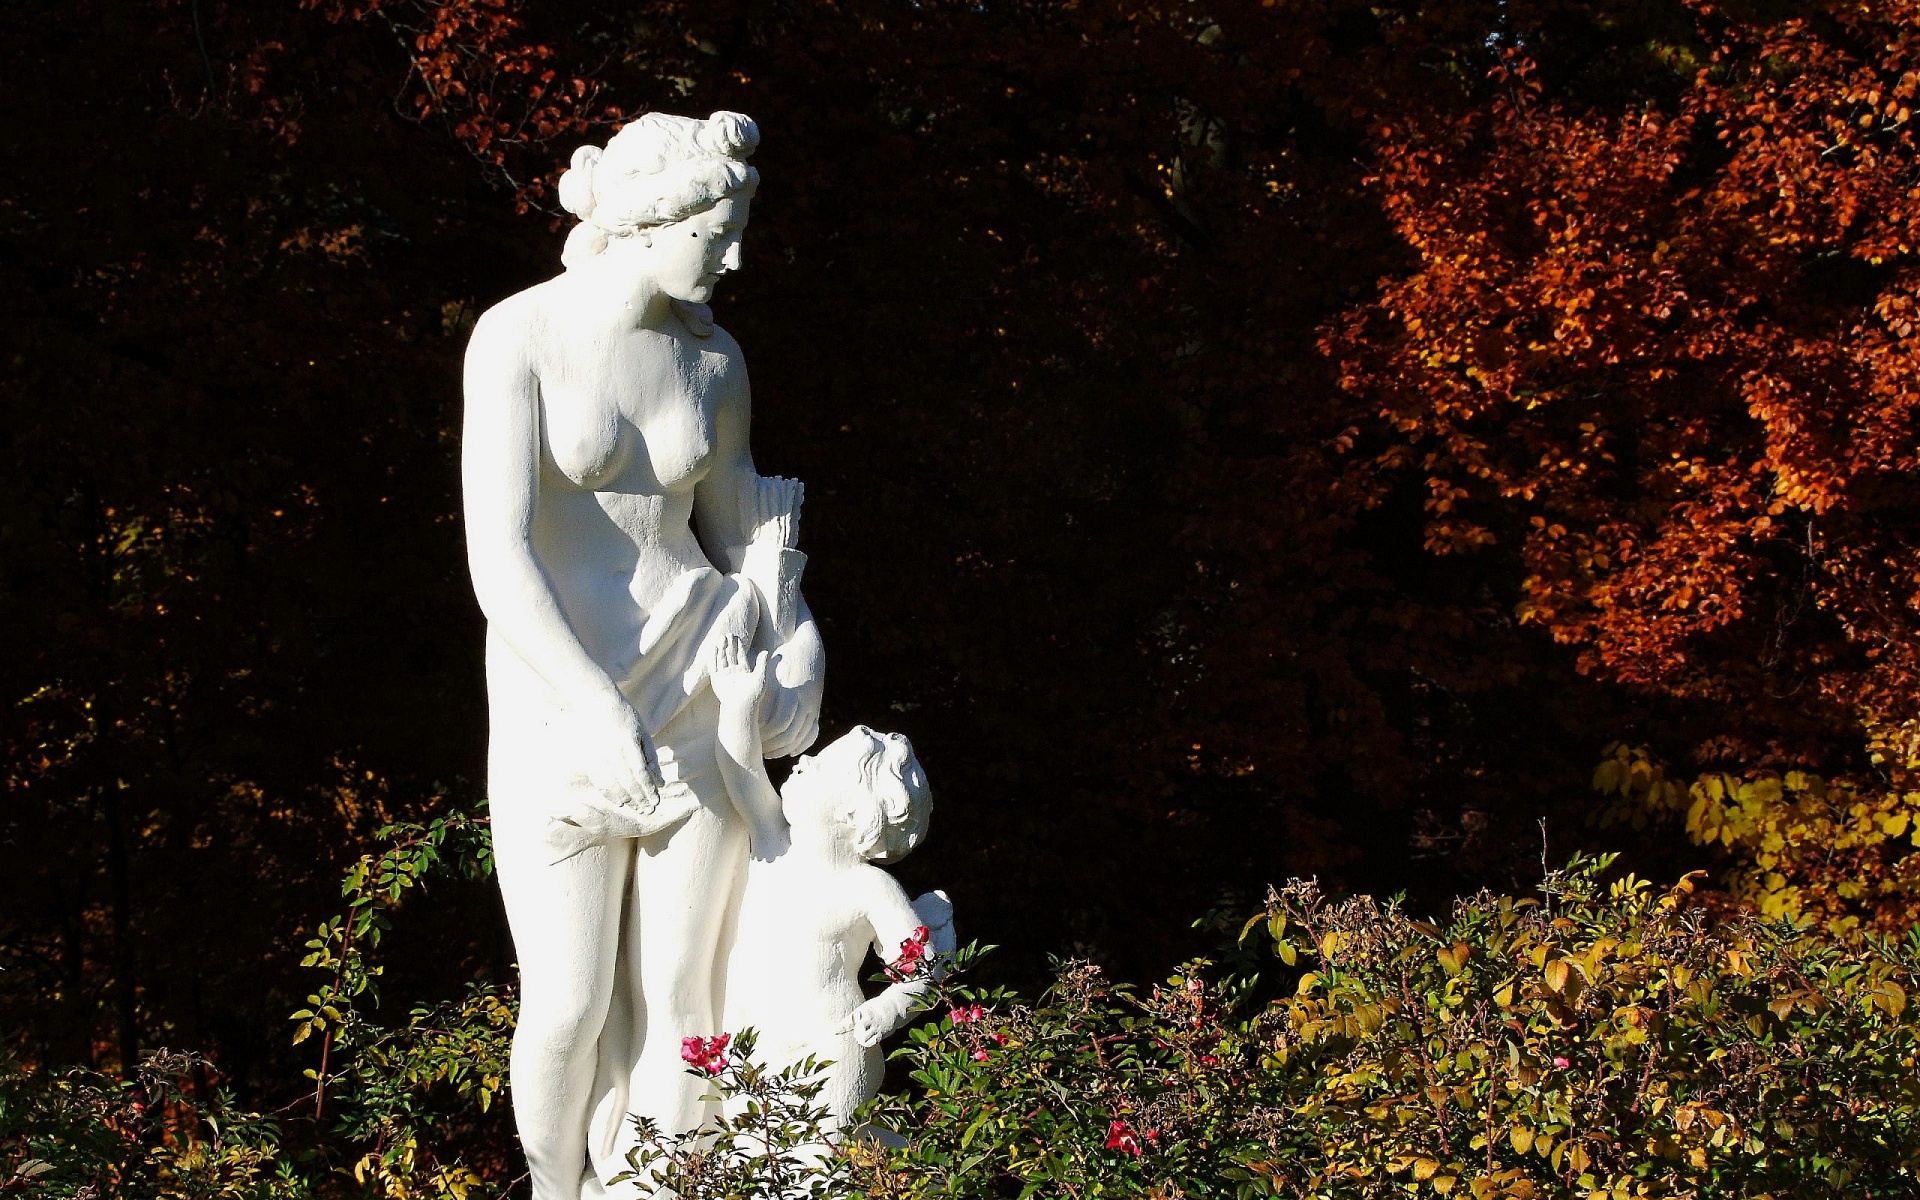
[{"xmin": 780, "ymin": 725, "xmax": 930, "ymax": 863}]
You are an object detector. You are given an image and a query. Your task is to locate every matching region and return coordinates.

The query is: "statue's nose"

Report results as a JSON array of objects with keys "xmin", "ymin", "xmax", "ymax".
[{"xmin": 720, "ymin": 239, "xmax": 743, "ymax": 271}]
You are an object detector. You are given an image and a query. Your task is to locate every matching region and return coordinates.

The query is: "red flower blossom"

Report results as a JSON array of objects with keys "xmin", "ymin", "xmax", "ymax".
[
  {"xmin": 679, "ymin": 1032, "xmax": 732, "ymax": 1076},
  {"xmin": 972, "ymin": 1049, "xmax": 990, "ymax": 1062},
  {"xmin": 887, "ymin": 925, "xmax": 934, "ymax": 980},
  {"xmin": 950, "ymin": 1003, "xmax": 985, "ymax": 1025},
  {"xmin": 1105, "ymin": 1119, "xmax": 1143, "ymax": 1156}
]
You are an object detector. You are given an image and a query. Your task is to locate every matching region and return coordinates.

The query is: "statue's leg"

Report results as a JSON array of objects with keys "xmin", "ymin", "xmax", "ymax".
[
  {"xmin": 492, "ymin": 786, "xmax": 631, "ymax": 1200},
  {"xmin": 621, "ymin": 691, "xmax": 749, "ymax": 1141}
]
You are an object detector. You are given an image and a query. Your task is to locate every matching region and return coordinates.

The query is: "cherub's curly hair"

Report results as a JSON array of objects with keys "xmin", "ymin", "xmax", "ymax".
[
  {"xmin": 836, "ymin": 729, "xmax": 931, "ymax": 864},
  {"xmin": 556, "ymin": 111, "xmax": 759, "ymax": 269}
]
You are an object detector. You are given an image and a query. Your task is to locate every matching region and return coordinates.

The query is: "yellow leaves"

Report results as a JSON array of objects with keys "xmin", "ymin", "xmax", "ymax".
[
  {"xmin": 1438, "ymin": 942, "xmax": 1473, "ymax": 975},
  {"xmin": 1510, "ymin": 1125, "xmax": 1535, "ymax": 1155},
  {"xmin": 1596, "ymin": 740, "xmax": 1920, "ymax": 936},
  {"xmin": 1545, "ymin": 958, "xmax": 1571, "ymax": 994},
  {"xmin": 1869, "ymin": 980, "xmax": 1907, "ymax": 1019}
]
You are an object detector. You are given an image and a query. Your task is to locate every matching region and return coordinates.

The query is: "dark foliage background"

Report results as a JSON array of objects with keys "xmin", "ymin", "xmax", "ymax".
[{"xmin": 1, "ymin": 0, "xmax": 1856, "ymax": 1106}]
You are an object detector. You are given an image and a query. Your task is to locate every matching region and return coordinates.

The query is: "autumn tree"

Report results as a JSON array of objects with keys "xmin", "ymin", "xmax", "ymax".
[{"xmin": 1328, "ymin": 1, "xmax": 1920, "ymax": 931}]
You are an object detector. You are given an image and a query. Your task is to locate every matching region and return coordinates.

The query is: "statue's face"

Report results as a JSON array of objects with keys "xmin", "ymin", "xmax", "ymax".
[
  {"xmin": 781, "ymin": 724, "xmax": 885, "ymax": 826},
  {"xmin": 650, "ymin": 193, "xmax": 751, "ymax": 305}
]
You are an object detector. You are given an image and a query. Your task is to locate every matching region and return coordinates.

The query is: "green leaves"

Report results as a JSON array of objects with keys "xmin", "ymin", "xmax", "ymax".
[
  {"xmin": 856, "ymin": 856, "xmax": 1920, "ymax": 1199},
  {"xmin": 613, "ymin": 1029, "xmax": 852, "ymax": 1200}
]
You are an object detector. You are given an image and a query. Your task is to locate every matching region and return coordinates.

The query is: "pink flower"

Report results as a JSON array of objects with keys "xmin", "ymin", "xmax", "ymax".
[
  {"xmin": 972, "ymin": 1049, "xmax": 990, "ymax": 1062},
  {"xmin": 993, "ymin": 1032, "xmax": 1010, "ymax": 1046},
  {"xmin": 1145, "ymin": 1128, "xmax": 1163, "ymax": 1146},
  {"xmin": 1105, "ymin": 1119, "xmax": 1143, "ymax": 1156},
  {"xmin": 887, "ymin": 925, "xmax": 934, "ymax": 980},
  {"xmin": 679, "ymin": 1033, "xmax": 732, "ymax": 1076},
  {"xmin": 1552, "ymin": 1055, "xmax": 1571, "ymax": 1069},
  {"xmin": 950, "ymin": 1003, "xmax": 985, "ymax": 1025}
]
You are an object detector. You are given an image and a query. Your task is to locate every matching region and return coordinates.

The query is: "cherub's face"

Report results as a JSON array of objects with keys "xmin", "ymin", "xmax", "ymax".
[{"xmin": 781, "ymin": 724, "xmax": 887, "ymax": 833}]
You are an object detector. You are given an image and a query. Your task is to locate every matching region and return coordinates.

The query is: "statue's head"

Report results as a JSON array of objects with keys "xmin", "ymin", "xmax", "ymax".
[
  {"xmin": 781, "ymin": 725, "xmax": 931, "ymax": 864},
  {"xmin": 556, "ymin": 111, "xmax": 759, "ymax": 305}
]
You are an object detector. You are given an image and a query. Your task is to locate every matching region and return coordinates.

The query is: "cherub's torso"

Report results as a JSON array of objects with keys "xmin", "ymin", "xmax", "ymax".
[{"xmin": 724, "ymin": 858, "xmax": 880, "ymax": 1038}]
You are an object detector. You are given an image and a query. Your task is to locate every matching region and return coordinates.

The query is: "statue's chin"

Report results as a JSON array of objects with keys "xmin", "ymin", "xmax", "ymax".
[{"xmin": 667, "ymin": 283, "xmax": 715, "ymax": 305}]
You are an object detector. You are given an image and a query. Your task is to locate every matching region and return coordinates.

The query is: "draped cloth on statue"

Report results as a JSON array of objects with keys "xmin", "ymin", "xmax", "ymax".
[
  {"xmin": 585, "ymin": 566, "xmax": 757, "ymax": 1197},
  {"xmin": 488, "ymin": 564, "xmax": 761, "ymax": 1199}
]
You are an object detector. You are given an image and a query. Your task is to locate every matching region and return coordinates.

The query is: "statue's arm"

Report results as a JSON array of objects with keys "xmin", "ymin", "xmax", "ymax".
[
  {"xmin": 710, "ymin": 641, "xmax": 791, "ymax": 861},
  {"xmin": 691, "ymin": 352, "xmax": 824, "ymax": 758},
  {"xmin": 848, "ymin": 872, "xmax": 942, "ymax": 1047},
  {"xmin": 461, "ymin": 307, "xmax": 663, "ymax": 807}
]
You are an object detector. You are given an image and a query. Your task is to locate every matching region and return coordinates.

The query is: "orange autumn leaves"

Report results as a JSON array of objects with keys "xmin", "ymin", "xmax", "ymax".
[
  {"xmin": 1328, "ymin": 7, "xmax": 1920, "ymax": 728},
  {"xmin": 302, "ymin": 0, "xmax": 615, "ymax": 203}
]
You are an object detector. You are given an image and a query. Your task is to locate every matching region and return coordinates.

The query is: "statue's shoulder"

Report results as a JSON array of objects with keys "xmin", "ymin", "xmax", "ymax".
[{"xmin": 471, "ymin": 281, "xmax": 559, "ymax": 346}]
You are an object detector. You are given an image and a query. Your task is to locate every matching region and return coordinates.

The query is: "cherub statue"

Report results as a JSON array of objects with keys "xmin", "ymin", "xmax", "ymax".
[{"xmin": 708, "ymin": 633, "xmax": 954, "ymax": 1133}]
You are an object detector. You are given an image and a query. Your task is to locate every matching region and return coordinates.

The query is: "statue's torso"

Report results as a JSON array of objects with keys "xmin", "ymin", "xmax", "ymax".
[{"xmin": 503, "ymin": 285, "xmax": 748, "ymax": 672}]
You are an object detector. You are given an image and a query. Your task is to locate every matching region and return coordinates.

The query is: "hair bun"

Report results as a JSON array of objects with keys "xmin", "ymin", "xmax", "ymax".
[
  {"xmin": 557, "ymin": 145, "xmax": 602, "ymax": 219},
  {"xmin": 700, "ymin": 111, "xmax": 760, "ymax": 160}
]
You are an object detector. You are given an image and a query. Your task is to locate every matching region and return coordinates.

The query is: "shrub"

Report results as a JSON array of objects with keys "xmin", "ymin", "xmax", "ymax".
[
  {"xmin": 862, "ymin": 855, "xmax": 1920, "ymax": 1198},
  {"xmin": 12, "ymin": 835, "xmax": 1920, "ymax": 1199},
  {"xmin": 0, "ymin": 1049, "xmax": 304, "ymax": 1199}
]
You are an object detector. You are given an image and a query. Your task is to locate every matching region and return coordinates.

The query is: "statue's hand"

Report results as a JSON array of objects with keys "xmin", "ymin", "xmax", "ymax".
[
  {"xmin": 747, "ymin": 821, "xmax": 791, "ymax": 863},
  {"xmin": 543, "ymin": 787, "xmax": 698, "ymax": 864},
  {"xmin": 709, "ymin": 635, "xmax": 771, "ymax": 714},
  {"xmin": 850, "ymin": 993, "xmax": 911, "ymax": 1048},
  {"xmin": 743, "ymin": 474, "xmax": 803, "ymax": 551},
  {"xmin": 574, "ymin": 696, "xmax": 668, "ymax": 812}
]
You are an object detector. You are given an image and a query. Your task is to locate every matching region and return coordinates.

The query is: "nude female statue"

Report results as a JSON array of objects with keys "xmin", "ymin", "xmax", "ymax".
[{"xmin": 460, "ymin": 111, "xmax": 823, "ymax": 1200}]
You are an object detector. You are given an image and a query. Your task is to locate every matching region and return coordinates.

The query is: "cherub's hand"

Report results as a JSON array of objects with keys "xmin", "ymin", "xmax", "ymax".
[
  {"xmin": 747, "ymin": 821, "xmax": 791, "ymax": 863},
  {"xmin": 850, "ymin": 993, "xmax": 910, "ymax": 1048},
  {"xmin": 743, "ymin": 474, "xmax": 803, "ymax": 551},
  {"xmin": 709, "ymin": 635, "xmax": 771, "ymax": 713}
]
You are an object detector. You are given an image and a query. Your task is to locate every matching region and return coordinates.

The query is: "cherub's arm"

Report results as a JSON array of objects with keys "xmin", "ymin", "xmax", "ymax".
[
  {"xmin": 708, "ymin": 636, "xmax": 791, "ymax": 861},
  {"xmin": 848, "ymin": 875, "xmax": 955, "ymax": 1048}
]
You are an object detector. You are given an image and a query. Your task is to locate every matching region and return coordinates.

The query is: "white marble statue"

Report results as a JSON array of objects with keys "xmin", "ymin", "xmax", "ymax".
[
  {"xmin": 462, "ymin": 111, "xmax": 828, "ymax": 1199},
  {"xmin": 707, "ymin": 635, "xmax": 955, "ymax": 1130},
  {"xmin": 461, "ymin": 109, "xmax": 946, "ymax": 1199}
]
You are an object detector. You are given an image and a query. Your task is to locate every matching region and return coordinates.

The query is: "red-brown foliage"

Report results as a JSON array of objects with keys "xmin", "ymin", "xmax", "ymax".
[{"xmin": 1330, "ymin": 6, "xmax": 1920, "ymax": 748}]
